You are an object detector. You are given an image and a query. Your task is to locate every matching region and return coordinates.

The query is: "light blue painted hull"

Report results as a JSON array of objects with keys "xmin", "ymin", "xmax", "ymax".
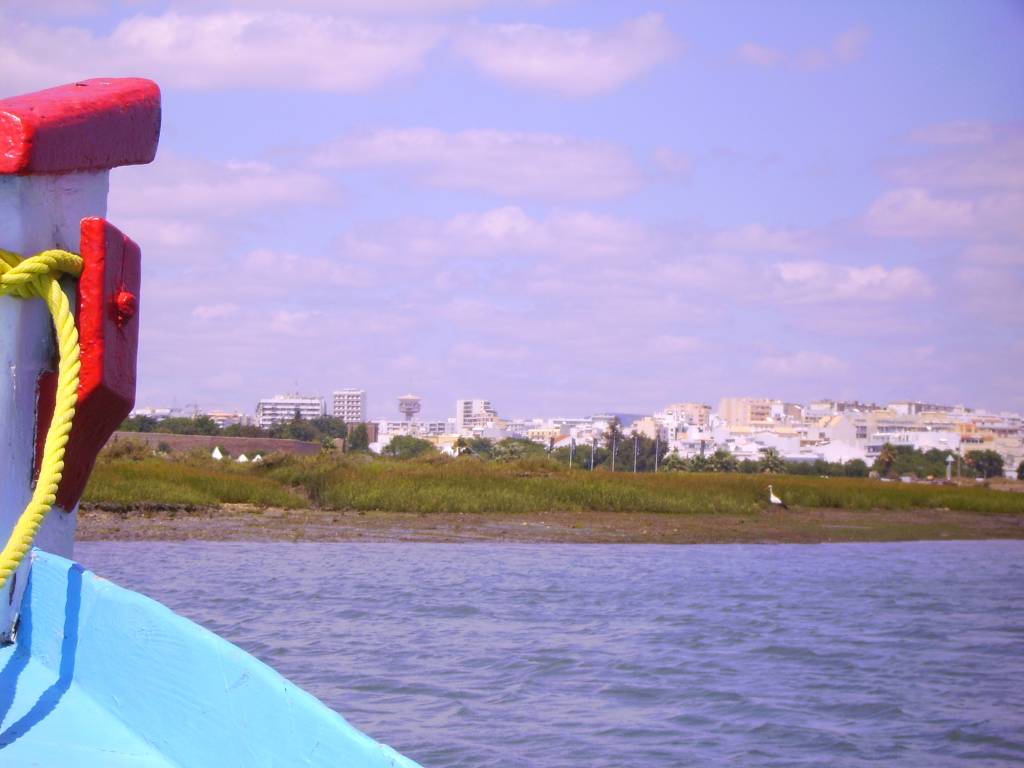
[{"xmin": 0, "ymin": 550, "xmax": 421, "ymax": 767}]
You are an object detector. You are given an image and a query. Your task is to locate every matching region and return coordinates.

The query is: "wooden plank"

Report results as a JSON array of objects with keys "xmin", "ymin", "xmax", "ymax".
[
  {"xmin": 0, "ymin": 79, "xmax": 160, "ymax": 175},
  {"xmin": 32, "ymin": 219, "xmax": 142, "ymax": 511}
]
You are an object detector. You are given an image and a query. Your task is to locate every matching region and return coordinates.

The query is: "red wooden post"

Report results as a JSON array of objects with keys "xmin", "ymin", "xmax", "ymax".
[{"xmin": 1, "ymin": 79, "xmax": 160, "ymax": 521}]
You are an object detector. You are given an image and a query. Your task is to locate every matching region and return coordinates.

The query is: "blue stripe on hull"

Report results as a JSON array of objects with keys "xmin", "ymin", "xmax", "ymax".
[{"xmin": 0, "ymin": 550, "xmax": 421, "ymax": 767}]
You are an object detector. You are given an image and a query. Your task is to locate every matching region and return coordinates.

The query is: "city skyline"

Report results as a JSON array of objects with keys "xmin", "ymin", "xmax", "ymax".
[
  {"xmin": 3, "ymin": 2, "xmax": 1021, "ymax": 417},
  {"xmin": 128, "ymin": 390, "xmax": 1023, "ymax": 476},
  {"xmin": 137, "ymin": 389, "xmax": 1017, "ymax": 426}
]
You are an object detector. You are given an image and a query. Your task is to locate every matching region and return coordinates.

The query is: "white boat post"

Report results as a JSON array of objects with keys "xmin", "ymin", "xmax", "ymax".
[{"xmin": 0, "ymin": 79, "xmax": 161, "ymax": 641}]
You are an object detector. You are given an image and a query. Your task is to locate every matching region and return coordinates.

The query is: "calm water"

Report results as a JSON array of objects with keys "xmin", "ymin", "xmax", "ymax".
[{"xmin": 76, "ymin": 541, "xmax": 1024, "ymax": 767}]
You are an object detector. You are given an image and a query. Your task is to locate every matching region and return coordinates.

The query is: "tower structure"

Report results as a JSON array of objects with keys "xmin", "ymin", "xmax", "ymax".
[{"xmin": 398, "ymin": 394, "xmax": 421, "ymax": 422}]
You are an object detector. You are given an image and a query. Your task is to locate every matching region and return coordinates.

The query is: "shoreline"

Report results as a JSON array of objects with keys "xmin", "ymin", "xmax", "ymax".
[{"xmin": 77, "ymin": 505, "xmax": 1024, "ymax": 545}]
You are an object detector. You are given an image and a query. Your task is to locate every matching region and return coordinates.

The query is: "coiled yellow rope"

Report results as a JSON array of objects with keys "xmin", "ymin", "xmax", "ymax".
[{"xmin": 0, "ymin": 247, "xmax": 82, "ymax": 591}]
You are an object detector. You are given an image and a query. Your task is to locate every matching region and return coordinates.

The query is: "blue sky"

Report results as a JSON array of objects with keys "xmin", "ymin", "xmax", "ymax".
[{"xmin": 3, "ymin": 1, "xmax": 1022, "ymax": 420}]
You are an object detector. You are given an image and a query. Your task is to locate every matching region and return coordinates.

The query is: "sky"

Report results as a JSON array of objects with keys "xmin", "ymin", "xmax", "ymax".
[{"xmin": 2, "ymin": 1, "xmax": 1022, "ymax": 420}]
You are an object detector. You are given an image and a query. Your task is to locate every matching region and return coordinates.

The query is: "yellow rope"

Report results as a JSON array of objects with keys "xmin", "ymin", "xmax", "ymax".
[{"xmin": 0, "ymin": 247, "xmax": 83, "ymax": 591}]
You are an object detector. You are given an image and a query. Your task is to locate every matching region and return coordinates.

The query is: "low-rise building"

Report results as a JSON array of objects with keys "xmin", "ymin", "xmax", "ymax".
[
  {"xmin": 629, "ymin": 416, "xmax": 667, "ymax": 441},
  {"xmin": 527, "ymin": 425, "xmax": 566, "ymax": 444},
  {"xmin": 376, "ymin": 420, "xmax": 450, "ymax": 438},
  {"xmin": 202, "ymin": 410, "xmax": 248, "ymax": 428}
]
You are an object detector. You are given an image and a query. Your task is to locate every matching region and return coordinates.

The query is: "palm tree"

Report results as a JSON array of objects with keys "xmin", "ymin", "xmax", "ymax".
[
  {"xmin": 876, "ymin": 443, "xmax": 897, "ymax": 477},
  {"xmin": 688, "ymin": 454, "xmax": 710, "ymax": 472},
  {"xmin": 709, "ymin": 448, "xmax": 737, "ymax": 473},
  {"xmin": 759, "ymin": 447, "xmax": 786, "ymax": 474}
]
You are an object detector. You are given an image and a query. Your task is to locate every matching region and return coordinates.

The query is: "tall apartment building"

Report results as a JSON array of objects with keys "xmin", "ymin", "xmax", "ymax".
[
  {"xmin": 332, "ymin": 389, "xmax": 367, "ymax": 423},
  {"xmin": 255, "ymin": 394, "xmax": 325, "ymax": 428},
  {"xmin": 718, "ymin": 397, "xmax": 776, "ymax": 428},
  {"xmin": 456, "ymin": 399, "xmax": 498, "ymax": 432}
]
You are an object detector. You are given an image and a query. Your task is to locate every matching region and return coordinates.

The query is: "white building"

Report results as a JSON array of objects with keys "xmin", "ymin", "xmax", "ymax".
[
  {"xmin": 657, "ymin": 403, "xmax": 712, "ymax": 429},
  {"xmin": 376, "ymin": 420, "xmax": 450, "ymax": 438},
  {"xmin": 456, "ymin": 399, "xmax": 498, "ymax": 432},
  {"xmin": 332, "ymin": 389, "xmax": 367, "ymax": 423},
  {"xmin": 255, "ymin": 394, "xmax": 325, "ymax": 428},
  {"xmin": 202, "ymin": 410, "xmax": 248, "ymax": 428},
  {"xmin": 129, "ymin": 406, "xmax": 176, "ymax": 420}
]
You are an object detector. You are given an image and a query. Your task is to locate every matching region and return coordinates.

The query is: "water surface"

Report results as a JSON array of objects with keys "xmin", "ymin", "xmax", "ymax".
[{"xmin": 77, "ymin": 541, "xmax": 1024, "ymax": 767}]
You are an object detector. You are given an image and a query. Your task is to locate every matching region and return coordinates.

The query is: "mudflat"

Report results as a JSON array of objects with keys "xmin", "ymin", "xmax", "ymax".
[{"xmin": 78, "ymin": 504, "xmax": 1024, "ymax": 544}]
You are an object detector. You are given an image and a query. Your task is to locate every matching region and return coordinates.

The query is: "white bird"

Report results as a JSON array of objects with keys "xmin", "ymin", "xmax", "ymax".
[{"xmin": 767, "ymin": 484, "xmax": 789, "ymax": 510}]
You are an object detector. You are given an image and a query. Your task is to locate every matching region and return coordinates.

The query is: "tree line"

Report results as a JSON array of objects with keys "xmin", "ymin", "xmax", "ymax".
[
  {"xmin": 119, "ymin": 414, "xmax": 372, "ymax": 451},
  {"xmin": 383, "ymin": 422, "xmax": 1012, "ymax": 480},
  {"xmin": 121, "ymin": 414, "xmax": 1013, "ymax": 479}
]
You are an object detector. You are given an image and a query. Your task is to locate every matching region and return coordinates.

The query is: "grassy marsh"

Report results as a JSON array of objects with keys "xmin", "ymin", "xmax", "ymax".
[{"xmin": 84, "ymin": 453, "xmax": 1024, "ymax": 516}]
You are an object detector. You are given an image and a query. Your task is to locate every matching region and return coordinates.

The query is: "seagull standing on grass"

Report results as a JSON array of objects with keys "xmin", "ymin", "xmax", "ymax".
[{"xmin": 768, "ymin": 484, "xmax": 789, "ymax": 510}]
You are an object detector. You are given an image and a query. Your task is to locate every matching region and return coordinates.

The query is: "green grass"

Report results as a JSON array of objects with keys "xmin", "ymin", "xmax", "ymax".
[
  {"xmin": 82, "ymin": 453, "xmax": 1024, "ymax": 516},
  {"xmin": 84, "ymin": 458, "xmax": 305, "ymax": 508}
]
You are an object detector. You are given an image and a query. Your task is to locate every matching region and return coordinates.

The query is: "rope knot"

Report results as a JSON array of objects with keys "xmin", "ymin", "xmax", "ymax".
[
  {"xmin": 0, "ymin": 248, "xmax": 84, "ymax": 299},
  {"xmin": 0, "ymin": 246, "xmax": 83, "ymax": 594}
]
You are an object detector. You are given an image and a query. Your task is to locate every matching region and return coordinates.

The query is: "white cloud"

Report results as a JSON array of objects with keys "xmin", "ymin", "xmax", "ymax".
[
  {"xmin": 0, "ymin": 11, "xmax": 442, "ymax": 93},
  {"xmin": 105, "ymin": 152, "xmax": 333, "ymax": 259},
  {"xmin": 737, "ymin": 25, "xmax": 869, "ymax": 71},
  {"xmin": 888, "ymin": 129, "xmax": 1024, "ymax": 192},
  {"xmin": 269, "ymin": 309, "xmax": 322, "ymax": 334},
  {"xmin": 451, "ymin": 341, "xmax": 528, "ymax": 361},
  {"xmin": 113, "ymin": 217, "xmax": 209, "ymax": 250},
  {"xmin": 110, "ymin": 153, "xmax": 334, "ymax": 219},
  {"xmin": 868, "ymin": 124, "xmax": 1024, "ymax": 242},
  {"xmin": 736, "ymin": 43, "xmax": 785, "ymax": 68},
  {"xmin": 168, "ymin": 0, "xmax": 542, "ymax": 12},
  {"xmin": 953, "ymin": 266, "xmax": 1024, "ymax": 322},
  {"xmin": 756, "ymin": 351, "xmax": 848, "ymax": 377},
  {"xmin": 241, "ymin": 248, "xmax": 371, "ymax": 290},
  {"xmin": 192, "ymin": 303, "xmax": 240, "ymax": 321},
  {"xmin": 864, "ymin": 188, "xmax": 975, "ymax": 238},
  {"xmin": 541, "ymin": 211, "xmax": 652, "ymax": 260},
  {"xmin": 444, "ymin": 207, "xmax": 545, "ymax": 249},
  {"xmin": 865, "ymin": 187, "xmax": 1024, "ymax": 239},
  {"xmin": 313, "ymin": 128, "xmax": 641, "ymax": 199},
  {"xmin": 340, "ymin": 206, "xmax": 651, "ymax": 268},
  {"xmin": 653, "ymin": 147, "xmax": 691, "ymax": 176},
  {"xmin": 773, "ymin": 260, "xmax": 931, "ymax": 301},
  {"xmin": 962, "ymin": 243, "xmax": 1024, "ymax": 267},
  {"xmin": 648, "ymin": 334, "xmax": 700, "ymax": 354},
  {"xmin": 830, "ymin": 25, "xmax": 870, "ymax": 63},
  {"xmin": 709, "ymin": 224, "xmax": 817, "ymax": 254},
  {"xmin": 452, "ymin": 13, "xmax": 676, "ymax": 96}
]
